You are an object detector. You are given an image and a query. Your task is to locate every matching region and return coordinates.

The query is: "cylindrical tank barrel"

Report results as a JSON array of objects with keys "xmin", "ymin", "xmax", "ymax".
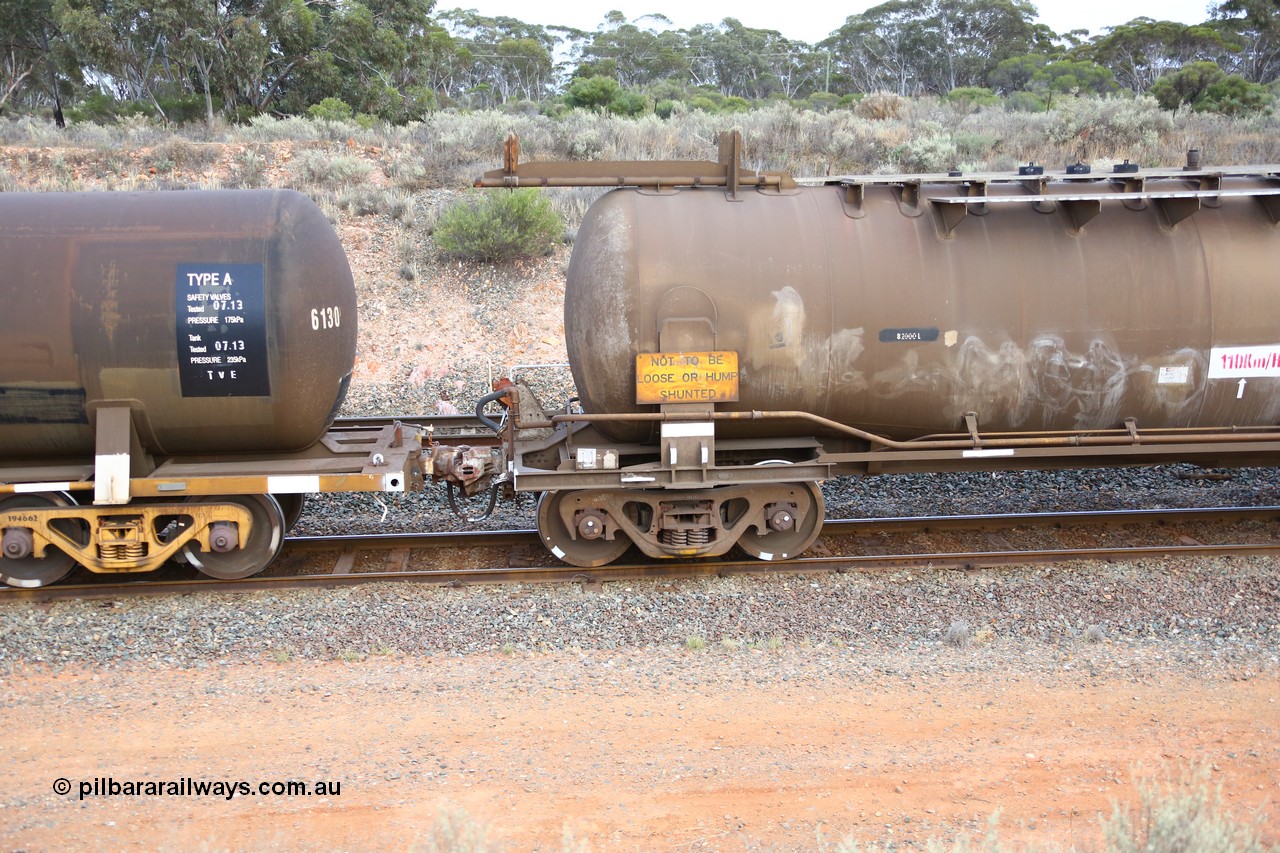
[
  {"xmin": 0, "ymin": 190, "xmax": 356, "ymax": 457},
  {"xmin": 566, "ymin": 177, "xmax": 1280, "ymax": 439}
]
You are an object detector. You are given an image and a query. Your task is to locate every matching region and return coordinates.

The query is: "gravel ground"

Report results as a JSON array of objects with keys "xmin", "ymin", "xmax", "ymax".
[{"xmin": 3, "ymin": 555, "xmax": 1276, "ymax": 672}]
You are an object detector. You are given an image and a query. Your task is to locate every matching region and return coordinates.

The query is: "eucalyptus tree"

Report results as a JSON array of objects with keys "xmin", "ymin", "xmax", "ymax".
[
  {"xmin": 571, "ymin": 12, "xmax": 690, "ymax": 89},
  {"xmin": 685, "ymin": 18, "xmax": 821, "ymax": 98},
  {"xmin": 435, "ymin": 10, "xmax": 556, "ymax": 106},
  {"xmin": 1084, "ymin": 17, "xmax": 1231, "ymax": 92},
  {"xmin": 1210, "ymin": 0, "xmax": 1280, "ymax": 82},
  {"xmin": 0, "ymin": 0, "xmax": 74, "ymax": 122},
  {"xmin": 821, "ymin": 0, "xmax": 1047, "ymax": 95}
]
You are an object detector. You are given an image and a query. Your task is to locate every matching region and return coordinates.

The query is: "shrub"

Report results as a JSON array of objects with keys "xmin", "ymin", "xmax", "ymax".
[
  {"xmin": 152, "ymin": 136, "xmax": 222, "ymax": 171},
  {"xmin": 1103, "ymin": 765, "xmax": 1275, "ymax": 853},
  {"xmin": 945, "ymin": 87, "xmax": 1001, "ymax": 112},
  {"xmin": 894, "ymin": 121, "xmax": 958, "ymax": 172},
  {"xmin": 943, "ymin": 620, "xmax": 972, "ymax": 648},
  {"xmin": 1150, "ymin": 62, "xmax": 1226, "ymax": 110},
  {"xmin": 1196, "ymin": 75, "xmax": 1274, "ymax": 116},
  {"xmin": 434, "ymin": 189, "xmax": 562, "ymax": 262},
  {"xmin": 564, "ymin": 75, "xmax": 622, "ymax": 112},
  {"xmin": 287, "ymin": 151, "xmax": 374, "ymax": 190},
  {"xmin": 1005, "ymin": 91, "xmax": 1048, "ymax": 112},
  {"xmin": 66, "ymin": 92, "xmax": 149, "ymax": 124},
  {"xmin": 854, "ymin": 92, "xmax": 906, "ymax": 120},
  {"xmin": 608, "ymin": 90, "xmax": 649, "ymax": 117},
  {"xmin": 308, "ymin": 97, "xmax": 354, "ymax": 122}
]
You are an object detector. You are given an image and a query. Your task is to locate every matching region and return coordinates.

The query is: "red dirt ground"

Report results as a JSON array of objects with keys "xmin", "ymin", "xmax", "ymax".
[{"xmin": 3, "ymin": 654, "xmax": 1277, "ymax": 851}]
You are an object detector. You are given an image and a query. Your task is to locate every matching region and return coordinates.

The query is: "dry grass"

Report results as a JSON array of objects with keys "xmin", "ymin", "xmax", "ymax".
[{"xmin": 3, "ymin": 97, "xmax": 1276, "ymax": 203}]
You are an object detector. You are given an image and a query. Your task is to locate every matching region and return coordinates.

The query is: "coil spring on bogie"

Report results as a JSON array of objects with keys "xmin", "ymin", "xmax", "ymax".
[
  {"xmin": 659, "ymin": 528, "xmax": 711, "ymax": 547},
  {"xmin": 100, "ymin": 542, "xmax": 147, "ymax": 562}
]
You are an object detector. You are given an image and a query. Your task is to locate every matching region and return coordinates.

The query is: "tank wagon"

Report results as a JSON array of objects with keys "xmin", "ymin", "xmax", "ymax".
[
  {"xmin": 473, "ymin": 132, "xmax": 1280, "ymax": 567},
  {"xmin": 0, "ymin": 190, "xmax": 426, "ymax": 587}
]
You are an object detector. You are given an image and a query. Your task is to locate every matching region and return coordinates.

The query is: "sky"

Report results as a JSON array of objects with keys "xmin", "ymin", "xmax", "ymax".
[{"xmin": 437, "ymin": 0, "xmax": 1218, "ymax": 43}]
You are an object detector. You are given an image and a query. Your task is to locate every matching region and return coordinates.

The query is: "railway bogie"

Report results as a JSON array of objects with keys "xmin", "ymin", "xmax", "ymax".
[{"xmin": 0, "ymin": 418, "xmax": 427, "ymax": 586}]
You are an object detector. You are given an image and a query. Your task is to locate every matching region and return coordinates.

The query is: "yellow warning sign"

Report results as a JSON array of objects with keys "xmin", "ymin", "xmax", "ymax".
[{"xmin": 635, "ymin": 351, "xmax": 740, "ymax": 405}]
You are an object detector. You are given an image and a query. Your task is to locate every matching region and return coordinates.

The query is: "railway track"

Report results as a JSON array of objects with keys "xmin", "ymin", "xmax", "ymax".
[{"xmin": 2, "ymin": 505, "xmax": 1277, "ymax": 602}]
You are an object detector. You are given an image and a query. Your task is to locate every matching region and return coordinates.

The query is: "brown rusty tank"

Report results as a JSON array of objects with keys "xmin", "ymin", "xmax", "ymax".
[
  {"xmin": 565, "ymin": 174, "xmax": 1280, "ymax": 440},
  {"xmin": 0, "ymin": 190, "xmax": 356, "ymax": 457}
]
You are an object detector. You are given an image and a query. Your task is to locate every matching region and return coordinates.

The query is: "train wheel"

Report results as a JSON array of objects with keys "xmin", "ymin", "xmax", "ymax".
[
  {"xmin": 0, "ymin": 492, "xmax": 80, "ymax": 588},
  {"xmin": 735, "ymin": 482, "xmax": 825, "ymax": 561},
  {"xmin": 273, "ymin": 493, "xmax": 307, "ymax": 532},
  {"xmin": 536, "ymin": 491, "xmax": 632, "ymax": 568},
  {"xmin": 181, "ymin": 494, "xmax": 285, "ymax": 580}
]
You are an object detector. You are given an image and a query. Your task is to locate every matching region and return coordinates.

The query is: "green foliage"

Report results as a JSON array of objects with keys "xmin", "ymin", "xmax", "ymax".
[
  {"xmin": 953, "ymin": 131, "xmax": 999, "ymax": 160},
  {"xmin": 1005, "ymin": 90, "xmax": 1048, "ymax": 111},
  {"xmin": 945, "ymin": 86, "xmax": 1001, "ymax": 111},
  {"xmin": 65, "ymin": 91, "xmax": 149, "ymax": 124},
  {"xmin": 1087, "ymin": 19, "xmax": 1229, "ymax": 92},
  {"xmin": 1197, "ymin": 74, "xmax": 1274, "ymax": 114},
  {"xmin": 307, "ymin": 97, "xmax": 355, "ymax": 122},
  {"xmin": 155, "ymin": 94, "xmax": 212, "ymax": 125},
  {"xmin": 2, "ymin": 0, "xmax": 1279, "ymax": 126},
  {"xmin": 1149, "ymin": 62, "xmax": 1273, "ymax": 114},
  {"xmin": 608, "ymin": 90, "xmax": 649, "ymax": 116},
  {"xmin": 564, "ymin": 75, "xmax": 621, "ymax": 112},
  {"xmin": 990, "ymin": 54, "xmax": 1049, "ymax": 94},
  {"xmin": 1150, "ymin": 62, "xmax": 1227, "ymax": 109},
  {"xmin": 822, "ymin": 0, "xmax": 1050, "ymax": 96},
  {"xmin": 435, "ymin": 189, "xmax": 562, "ymax": 263},
  {"xmin": 806, "ymin": 92, "xmax": 841, "ymax": 112},
  {"xmin": 1032, "ymin": 60, "xmax": 1119, "ymax": 96}
]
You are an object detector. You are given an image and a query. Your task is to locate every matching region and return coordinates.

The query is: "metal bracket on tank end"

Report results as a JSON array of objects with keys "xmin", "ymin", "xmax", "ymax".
[
  {"xmin": 894, "ymin": 181, "xmax": 924, "ymax": 218},
  {"xmin": 1155, "ymin": 196, "xmax": 1202, "ymax": 229},
  {"xmin": 1257, "ymin": 188, "xmax": 1280, "ymax": 225},
  {"xmin": 929, "ymin": 181, "xmax": 990, "ymax": 238},
  {"xmin": 839, "ymin": 182, "xmax": 867, "ymax": 219},
  {"xmin": 1198, "ymin": 174, "xmax": 1223, "ymax": 209},
  {"xmin": 930, "ymin": 200, "xmax": 967, "ymax": 239},
  {"xmin": 963, "ymin": 180, "xmax": 989, "ymax": 216},
  {"xmin": 718, "ymin": 130, "xmax": 743, "ymax": 202},
  {"xmin": 1019, "ymin": 176, "xmax": 1055, "ymax": 214},
  {"xmin": 1115, "ymin": 175, "xmax": 1148, "ymax": 211},
  {"xmin": 1059, "ymin": 198, "xmax": 1102, "ymax": 235}
]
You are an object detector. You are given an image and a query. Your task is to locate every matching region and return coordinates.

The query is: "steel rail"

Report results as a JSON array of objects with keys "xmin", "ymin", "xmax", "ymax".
[
  {"xmin": 2, "ymin": 506, "xmax": 1276, "ymax": 602},
  {"xmin": 274, "ymin": 505, "xmax": 1280, "ymax": 553}
]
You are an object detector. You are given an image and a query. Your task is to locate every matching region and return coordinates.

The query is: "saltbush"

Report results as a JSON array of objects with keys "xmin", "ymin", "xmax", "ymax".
[{"xmin": 434, "ymin": 189, "xmax": 562, "ymax": 262}]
